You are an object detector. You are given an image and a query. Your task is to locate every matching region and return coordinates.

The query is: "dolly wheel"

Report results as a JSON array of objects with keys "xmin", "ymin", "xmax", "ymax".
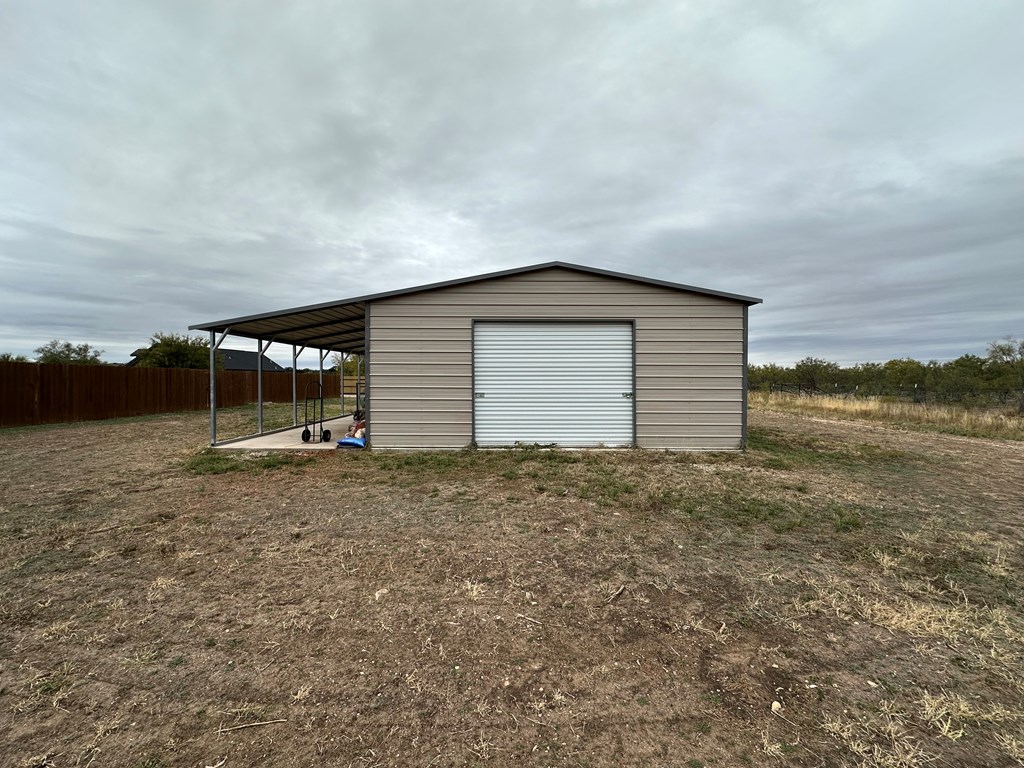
[
  {"xmin": 322, "ymin": 430, "xmax": 332, "ymax": 442},
  {"xmin": 301, "ymin": 428, "xmax": 311, "ymax": 443}
]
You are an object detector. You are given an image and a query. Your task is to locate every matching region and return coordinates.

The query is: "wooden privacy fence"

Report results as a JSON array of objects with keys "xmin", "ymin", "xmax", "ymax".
[{"xmin": 0, "ymin": 362, "xmax": 350, "ymax": 428}]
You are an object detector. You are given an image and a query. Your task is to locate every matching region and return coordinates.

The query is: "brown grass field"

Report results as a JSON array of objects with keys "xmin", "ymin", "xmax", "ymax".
[
  {"xmin": 2, "ymin": 404, "xmax": 1024, "ymax": 767},
  {"xmin": 750, "ymin": 391, "xmax": 1024, "ymax": 441}
]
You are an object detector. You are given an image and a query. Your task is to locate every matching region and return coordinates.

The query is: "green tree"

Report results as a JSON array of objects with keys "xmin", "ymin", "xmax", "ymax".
[
  {"xmin": 0, "ymin": 352, "xmax": 30, "ymax": 362},
  {"xmin": 846, "ymin": 362, "xmax": 885, "ymax": 393},
  {"xmin": 330, "ymin": 352, "xmax": 361, "ymax": 377},
  {"xmin": 792, "ymin": 357, "xmax": 840, "ymax": 393},
  {"xmin": 134, "ymin": 333, "xmax": 212, "ymax": 369},
  {"xmin": 34, "ymin": 340, "xmax": 104, "ymax": 365},
  {"xmin": 935, "ymin": 355, "xmax": 989, "ymax": 398},
  {"xmin": 748, "ymin": 363, "xmax": 792, "ymax": 390},
  {"xmin": 987, "ymin": 337, "xmax": 1024, "ymax": 412},
  {"xmin": 883, "ymin": 358, "xmax": 927, "ymax": 394}
]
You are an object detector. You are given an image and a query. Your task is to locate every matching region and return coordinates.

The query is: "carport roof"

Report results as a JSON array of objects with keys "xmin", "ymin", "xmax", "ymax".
[{"xmin": 189, "ymin": 261, "xmax": 762, "ymax": 354}]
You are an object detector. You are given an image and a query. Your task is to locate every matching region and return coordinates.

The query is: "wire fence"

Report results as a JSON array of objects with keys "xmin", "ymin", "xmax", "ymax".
[{"xmin": 752, "ymin": 382, "xmax": 1023, "ymax": 407}]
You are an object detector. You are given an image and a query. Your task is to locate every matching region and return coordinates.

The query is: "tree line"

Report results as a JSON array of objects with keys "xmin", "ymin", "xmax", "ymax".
[
  {"xmin": 2, "ymin": 340, "xmax": 106, "ymax": 365},
  {"xmin": 0, "ymin": 335, "xmax": 206, "ymax": 367},
  {"xmin": 750, "ymin": 337, "xmax": 1024, "ymax": 410},
  {"xmin": 6, "ymin": 335, "xmax": 1022, "ymax": 407},
  {"xmin": 2, "ymin": 334, "xmax": 362, "ymax": 375}
]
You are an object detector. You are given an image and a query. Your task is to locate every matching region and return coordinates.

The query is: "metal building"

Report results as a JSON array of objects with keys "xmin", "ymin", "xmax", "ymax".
[{"xmin": 191, "ymin": 262, "xmax": 761, "ymax": 450}]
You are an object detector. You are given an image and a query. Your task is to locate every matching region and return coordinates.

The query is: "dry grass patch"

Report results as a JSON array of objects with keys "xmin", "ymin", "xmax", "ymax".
[
  {"xmin": 11, "ymin": 661, "xmax": 80, "ymax": 714},
  {"xmin": 797, "ymin": 574, "xmax": 1024, "ymax": 647},
  {"xmin": 823, "ymin": 708, "xmax": 935, "ymax": 767},
  {"xmin": 2, "ymin": 407, "xmax": 1023, "ymax": 766},
  {"xmin": 751, "ymin": 390, "xmax": 1024, "ymax": 440}
]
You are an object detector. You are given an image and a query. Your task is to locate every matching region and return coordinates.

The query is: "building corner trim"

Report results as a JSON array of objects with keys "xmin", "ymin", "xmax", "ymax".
[{"xmin": 741, "ymin": 305, "xmax": 749, "ymax": 449}]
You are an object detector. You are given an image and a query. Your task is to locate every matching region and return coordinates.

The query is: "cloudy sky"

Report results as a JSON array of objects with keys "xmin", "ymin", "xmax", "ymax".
[{"xmin": 1, "ymin": 0, "xmax": 1021, "ymax": 368}]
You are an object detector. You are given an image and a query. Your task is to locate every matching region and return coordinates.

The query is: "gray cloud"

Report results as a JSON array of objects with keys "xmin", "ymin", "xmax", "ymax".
[{"xmin": 1, "ymin": 0, "xmax": 1022, "ymax": 368}]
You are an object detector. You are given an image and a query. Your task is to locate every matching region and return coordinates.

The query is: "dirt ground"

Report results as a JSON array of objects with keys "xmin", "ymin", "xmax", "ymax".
[{"xmin": 1, "ymin": 408, "xmax": 1023, "ymax": 767}]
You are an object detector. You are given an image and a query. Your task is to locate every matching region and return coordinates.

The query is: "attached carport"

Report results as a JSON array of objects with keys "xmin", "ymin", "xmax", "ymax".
[{"xmin": 190, "ymin": 299, "xmax": 368, "ymax": 446}]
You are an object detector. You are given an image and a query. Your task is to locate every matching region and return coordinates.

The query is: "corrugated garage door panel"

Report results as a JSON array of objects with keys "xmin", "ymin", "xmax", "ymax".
[{"xmin": 473, "ymin": 322, "xmax": 633, "ymax": 447}]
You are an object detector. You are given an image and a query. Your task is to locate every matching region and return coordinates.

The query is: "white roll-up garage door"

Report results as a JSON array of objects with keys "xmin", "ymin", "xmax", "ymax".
[{"xmin": 473, "ymin": 322, "xmax": 634, "ymax": 447}]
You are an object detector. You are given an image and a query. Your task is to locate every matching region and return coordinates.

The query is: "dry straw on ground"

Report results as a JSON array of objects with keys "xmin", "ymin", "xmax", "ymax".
[{"xmin": 750, "ymin": 390, "xmax": 1024, "ymax": 440}]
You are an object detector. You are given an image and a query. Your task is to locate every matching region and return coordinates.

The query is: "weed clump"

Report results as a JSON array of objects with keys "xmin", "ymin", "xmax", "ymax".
[{"xmin": 184, "ymin": 449, "xmax": 314, "ymax": 475}]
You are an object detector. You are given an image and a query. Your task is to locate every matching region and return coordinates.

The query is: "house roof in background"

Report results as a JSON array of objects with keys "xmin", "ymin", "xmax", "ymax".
[
  {"xmin": 217, "ymin": 349, "xmax": 286, "ymax": 372},
  {"xmin": 126, "ymin": 347, "xmax": 285, "ymax": 371}
]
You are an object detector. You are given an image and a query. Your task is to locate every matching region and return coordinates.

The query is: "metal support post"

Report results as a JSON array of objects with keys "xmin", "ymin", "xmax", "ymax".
[
  {"xmin": 292, "ymin": 345, "xmax": 298, "ymax": 427},
  {"xmin": 256, "ymin": 338, "xmax": 273, "ymax": 435},
  {"xmin": 355, "ymin": 354, "xmax": 362, "ymax": 414},
  {"xmin": 257, "ymin": 338, "xmax": 264, "ymax": 435},
  {"xmin": 209, "ymin": 331, "xmax": 216, "ymax": 446},
  {"xmin": 208, "ymin": 327, "xmax": 231, "ymax": 446},
  {"xmin": 319, "ymin": 349, "xmax": 329, "ymax": 394},
  {"xmin": 292, "ymin": 344, "xmax": 306, "ymax": 426}
]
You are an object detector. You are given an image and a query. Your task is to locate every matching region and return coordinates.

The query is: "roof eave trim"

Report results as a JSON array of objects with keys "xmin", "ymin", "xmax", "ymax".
[{"xmin": 189, "ymin": 261, "xmax": 761, "ymax": 334}]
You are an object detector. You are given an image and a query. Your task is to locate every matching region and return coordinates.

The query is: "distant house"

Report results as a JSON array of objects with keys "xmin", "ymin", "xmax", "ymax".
[
  {"xmin": 216, "ymin": 349, "xmax": 286, "ymax": 372},
  {"xmin": 126, "ymin": 348, "xmax": 285, "ymax": 372}
]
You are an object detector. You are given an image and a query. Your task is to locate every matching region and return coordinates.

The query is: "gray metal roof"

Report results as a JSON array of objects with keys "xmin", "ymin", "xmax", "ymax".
[{"xmin": 189, "ymin": 261, "xmax": 762, "ymax": 353}]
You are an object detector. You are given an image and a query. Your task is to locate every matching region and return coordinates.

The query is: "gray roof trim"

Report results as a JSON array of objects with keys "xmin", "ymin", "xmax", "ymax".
[{"xmin": 190, "ymin": 261, "xmax": 762, "ymax": 350}]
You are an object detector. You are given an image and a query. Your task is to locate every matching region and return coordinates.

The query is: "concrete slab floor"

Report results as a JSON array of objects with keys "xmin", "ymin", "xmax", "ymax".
[{"xmin": 214, "ymin": 417, "xmax": 350, "ymax": 451}]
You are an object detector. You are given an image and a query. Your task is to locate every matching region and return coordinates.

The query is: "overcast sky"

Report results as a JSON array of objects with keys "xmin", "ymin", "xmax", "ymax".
[{"xmin": 1, "ymin": 0, "xmax": 1022, "ymax": 368}]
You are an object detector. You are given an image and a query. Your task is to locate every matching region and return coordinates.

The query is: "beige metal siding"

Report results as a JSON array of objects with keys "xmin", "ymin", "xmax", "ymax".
[{"xmin": 368, "ymin": 267, "xmax": 746, "ymax": 449}]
